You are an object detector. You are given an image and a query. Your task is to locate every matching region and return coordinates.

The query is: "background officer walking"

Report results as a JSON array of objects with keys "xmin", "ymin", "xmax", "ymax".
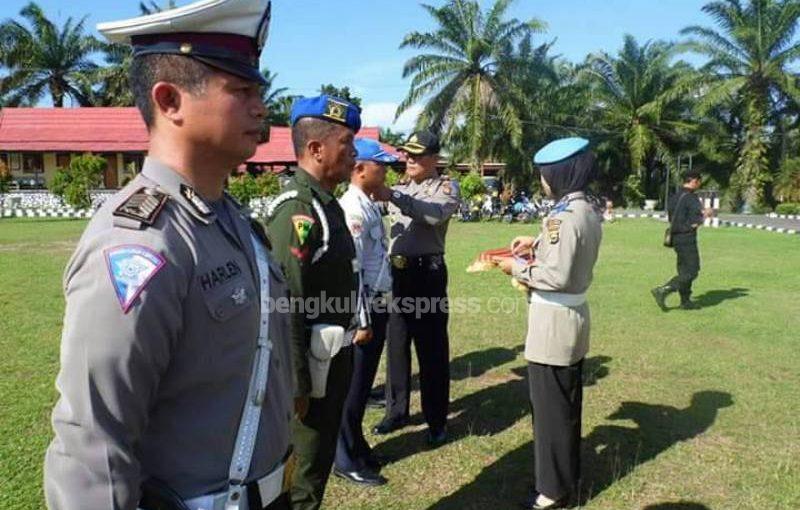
[
  {"xmin": 496, "ymin": 138, "xmax": 603, "ymax": 509},
  {"xmin": 334, "ymin": 138, "xmax": 397, "ymax": 486},
  {"xmin": 652, "ymin": 169, "xmax": 708, "ymax": 310},
  {"xmin": 372, "ymin": 130, "xmax": 461, "ymax": 445},
  {"xmin": 44, "ymin": 2, "xmax": 295, "ymax": 510},
  {"xmin": 265, "ymin": 95, "xmax": 362, "ymax": 510}
]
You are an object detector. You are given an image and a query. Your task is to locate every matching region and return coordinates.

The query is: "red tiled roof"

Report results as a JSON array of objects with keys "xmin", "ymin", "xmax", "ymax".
[
  {"xmin": 0, "ymin": 107, "xmax": 397, "ymax": 162},
  {"xmin": 248, "ymin": 125, "xmax": 402, "ymax": 164},
  {"xmin": 0, "ymin": 107, "xmax": 149, "ymax": 152}
]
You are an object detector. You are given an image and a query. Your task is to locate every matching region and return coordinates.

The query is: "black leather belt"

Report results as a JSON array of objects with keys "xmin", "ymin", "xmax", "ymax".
[{"xmin": 390, "ymin": 254, "xmax": 445, "ymax": 271}]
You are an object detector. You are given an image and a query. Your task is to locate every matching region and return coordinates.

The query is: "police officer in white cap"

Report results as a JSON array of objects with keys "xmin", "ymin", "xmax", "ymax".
[
  {"xmin": 495, "ymin": 138, "xmax": 603, "ymax": 509},
  {"xmin": 43, "ymin": 2, "xmax": 295, "ymax": 510}
]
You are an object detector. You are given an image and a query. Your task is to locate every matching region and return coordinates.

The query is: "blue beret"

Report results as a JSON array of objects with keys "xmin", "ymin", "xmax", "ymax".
[
  {"xmin": 354, "ymin": 138, "xmax": 398, "ymax": 164},
  {"xmin": 291, "ymin": 95, "xmax": 362, "ymax": 132},
  {"xmin": 534, "ymin": 137, "xmax": 590, "ymax": 165}
]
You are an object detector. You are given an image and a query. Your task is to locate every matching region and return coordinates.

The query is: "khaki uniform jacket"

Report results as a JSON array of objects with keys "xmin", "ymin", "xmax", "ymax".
[
  {"xmin": 388, "ymin": 175, "xmax": 461, "ymax": 256},
  {"xmin": 512, "ymin": 193, "xmax": 602, "ymax": 366},
  {"xmin": 264, "ymin": 167, "xmax": 359, "ymax": 397},
  {"xmin": 44, "ymin": 158, "xmax": 293, "ymax": 510}
]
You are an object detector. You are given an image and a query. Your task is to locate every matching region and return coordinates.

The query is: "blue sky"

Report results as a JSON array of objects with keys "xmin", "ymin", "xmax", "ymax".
[{"xmin": 4, "ymin": 0, "xmax": 712, "ymax": 130}]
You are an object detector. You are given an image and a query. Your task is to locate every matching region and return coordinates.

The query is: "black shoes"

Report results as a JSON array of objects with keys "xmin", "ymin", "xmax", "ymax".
[
  {"xmin": 680, "ymin": 300, "xmax": 700, "ymax": 310},
  {"xmin": 426, "ymin": 426, "xmax": 447, "ymax": 446},
  {"xmin": 333, "ymin": 466, "xmax": 388, "ymax": 487},
  {"xmin": 371, "ymin": 416, "xmax": 408, "ymax": 435},
  {"xmin": 650, "ymin": 286, "xmax": 669, "ymax": 311}
]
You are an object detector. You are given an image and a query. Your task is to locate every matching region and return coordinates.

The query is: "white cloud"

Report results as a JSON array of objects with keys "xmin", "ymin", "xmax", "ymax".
[{"xmin": 360, "ymin": 102, "xmax": 423, "ymax": 134}]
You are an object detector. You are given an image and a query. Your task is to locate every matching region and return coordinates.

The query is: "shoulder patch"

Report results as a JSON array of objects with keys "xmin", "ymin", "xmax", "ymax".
[
  {"xmin": 113, "ymin": 187, "xmax": 168, "ymax": 226},
  {"xmin": 104, "ymin": 245, "xmax": 166, "ymax": 314},
  {"xmin": 346, "ymin": 212, "xmax": 364, "ymax": 237},
  {"xmin": 291, "ymin": 214, "xmax": 315, "ymax": 245},
  {"xmin": 546, "ymin": 218, "xmax": 562, "ymax": 244}
]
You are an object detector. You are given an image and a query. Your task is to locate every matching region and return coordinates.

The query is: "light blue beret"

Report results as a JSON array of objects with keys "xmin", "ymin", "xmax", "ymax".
[{"xmin": 534, "ymin": 137, "xmax": 590, "ymax": 165}]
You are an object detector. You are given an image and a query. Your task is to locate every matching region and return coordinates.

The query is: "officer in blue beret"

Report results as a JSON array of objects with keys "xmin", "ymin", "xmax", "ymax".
[
  {"xmin": 264, "ymin": 94, "xmax": 363, "ymax": 510},
  {"xmin": 495, "ymin": 137, "xmax": 603, "ymax": 509},
  {"xmin": 333, "ymin": 138, "xmax": 398, "ymax": 486},
  {"xmin": 44, "ymin": 2, "xmax": 295, "ymax": 510}
]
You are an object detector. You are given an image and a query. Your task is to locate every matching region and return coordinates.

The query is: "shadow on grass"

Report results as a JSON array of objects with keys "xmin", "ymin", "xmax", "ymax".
[
  {"xmin": 369, "ymin": 345, "xmax": 524, "ymax": 411},
  {"xmin": 692, "ymin": 287, "xmax": 749, "ymax": 309},
  {"xmin": 642, "ymin": 503, "xmax": 711, "ymax": 510},
  {"xmin": 577, "ymin": 390, "xmax": 733, "ymax": 504},
  {"xmin": 421, "ymin": 389, "xmax": 732, "ymax": 510},
  {"xmin": 374, "ymin": 355, "xmax": 613, "ymax": 466}
]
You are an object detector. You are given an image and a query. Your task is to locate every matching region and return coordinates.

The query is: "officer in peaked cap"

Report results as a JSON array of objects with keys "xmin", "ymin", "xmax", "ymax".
[
  {"xmin": 44, "ymin": 2, "xmax": 295, "ymax": 510},
  {"xmin": 495, "ymin": 137, "xmax": 603, "ymax": 509},
  {"xmin": 371, "ymin": 130, "xmax": 461, "ymax": 446},
  {"xmin": 264, "ymin": 95, "xmax": 362, "ymax": 510}
]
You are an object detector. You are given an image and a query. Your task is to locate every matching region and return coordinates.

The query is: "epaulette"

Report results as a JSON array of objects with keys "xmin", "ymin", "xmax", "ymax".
[{"xmin": 113, "ymin": 187, "xmax": 168, "ymax": 227}]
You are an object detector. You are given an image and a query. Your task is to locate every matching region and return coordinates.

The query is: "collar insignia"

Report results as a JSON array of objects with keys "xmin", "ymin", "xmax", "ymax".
[{"xmin": 180, "ymin": 184, "xmax": 213, "ymax": 217}]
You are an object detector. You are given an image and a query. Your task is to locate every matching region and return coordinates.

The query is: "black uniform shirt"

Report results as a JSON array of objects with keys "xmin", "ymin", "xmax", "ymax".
[{"xmin": 669, "ymin": 188, "xmax": 703, "ymax": 236}]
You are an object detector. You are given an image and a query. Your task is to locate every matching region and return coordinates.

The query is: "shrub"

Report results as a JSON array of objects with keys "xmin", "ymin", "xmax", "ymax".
[
  {"xmin": 459, "ymin": 172, "xmax": 485, "ymax": 202},
  {"xmin": 385, "ymin": 167, "xmax": 401, "ymax": 187},
  {"xmin": 227, "ymin": 171, "xmax": 280, "ymax": 205},
  {"xmin": 0, "ymin": 159, "xmax": 11, "ymax": 193},
  {"xmin": 49, "ymin": 154, "xmax": 105, "ymax": 209},
  {"xmin": 775, "ymin": 203, "xmax": 800, "ymax": 215}
]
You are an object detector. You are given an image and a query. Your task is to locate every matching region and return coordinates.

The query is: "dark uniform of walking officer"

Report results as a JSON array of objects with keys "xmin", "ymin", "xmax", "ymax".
[
  {"xmin": 44, "ymin": 2, "xmax": 295, "ymax": 510},
  {"xmin": 652, "ymin": 170, "xmax": 707, "ymax": 310},
  {"xmin": 265, "ymin": 95, "xmax": 361, "ymax": 510},
  {"xmin": 372, "ymin": 131, "xmax": 461, "ymax": 445},
  {"xmin": 496, "ymin": 138, "xmax": 603, "ymax": 509}
]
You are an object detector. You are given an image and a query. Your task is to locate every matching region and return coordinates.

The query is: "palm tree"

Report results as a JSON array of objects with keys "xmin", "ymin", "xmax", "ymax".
[
  {"xmin": 396, "ymin": 0, "xmax": 544, "ymax": 173},
  {"xmin": 681, "ymin": 0, "xmax": 800, "ymax": 207},
  {"xmin": 139, "ymin": 0, "xmax": 177, "ymax": 15},
  {"xmin": 94, "ymin": 43, "xmax": 134, "ymax": 106},
  {"xmin": 0, "ymin": 2, "xmax": 101, "ymax": 107},
  {"xmin": 0, "ymin": 2, "xmax": 102, "ymax": 107},
  {"xmin": 582, "ymin": 35, "xmax": 696, "ymax": 200}
]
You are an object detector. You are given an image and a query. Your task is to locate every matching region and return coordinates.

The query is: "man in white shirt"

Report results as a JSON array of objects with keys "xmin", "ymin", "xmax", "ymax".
[{"xmin": 333, "ymin": 138, "xmax": 397, "ymax": 486}]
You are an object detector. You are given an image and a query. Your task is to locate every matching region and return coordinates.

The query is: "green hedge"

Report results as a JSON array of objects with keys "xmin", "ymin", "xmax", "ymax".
[{"xmin": 775, "ymin": 202, "xmax": 800, "ymax": 215}]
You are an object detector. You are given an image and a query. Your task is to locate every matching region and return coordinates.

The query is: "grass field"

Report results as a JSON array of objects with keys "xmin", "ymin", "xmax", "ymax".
[{"xmin": 1, "ymin": 217, "xmax": 799, "ymax": 509}]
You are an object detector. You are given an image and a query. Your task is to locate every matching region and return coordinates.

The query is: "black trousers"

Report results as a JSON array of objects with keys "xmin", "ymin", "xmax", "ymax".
[
  {"xmin": 335, "ymin": 301, "xmax": 388, "ymax": 471},
  {"xmin": 665, "ymin": 236, "xmax": 700, "ymax": 301},
  {"xmin": 384, "ymin": 263, "xmax": 450, "ymax": 431},
  {"xmin": 527, "ymin": 360, "xmax": 583, "ymax": 500}
]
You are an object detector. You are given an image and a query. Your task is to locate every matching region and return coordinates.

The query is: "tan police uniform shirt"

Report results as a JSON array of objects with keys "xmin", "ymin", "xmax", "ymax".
[
  {"xmin": 44, "ymin": 157, "xmax": 293, "ymax": 510},
  {"xmin": 512, "ymin": 192, "xmax": 602, "ymax": 366},
  {"xmin": 387, "ymin": 175, "xmax": 461, "ymax": 256}
]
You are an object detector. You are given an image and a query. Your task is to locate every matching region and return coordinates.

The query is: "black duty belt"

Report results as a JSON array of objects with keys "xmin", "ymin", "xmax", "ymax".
[{"xmin": 390, "ymin": 254, "xmax": 445, "ymax": 271}]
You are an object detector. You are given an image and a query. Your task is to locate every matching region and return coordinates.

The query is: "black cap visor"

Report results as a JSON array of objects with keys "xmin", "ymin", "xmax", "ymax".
[{"xmin": 192, "ymin": 55, "xmax": 266, "ymax": 85}]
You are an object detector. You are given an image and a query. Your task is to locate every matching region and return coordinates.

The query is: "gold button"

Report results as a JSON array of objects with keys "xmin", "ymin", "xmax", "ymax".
[{"xmin": 180, "ymin": 43, "xmax": 192, "ymax": 54}]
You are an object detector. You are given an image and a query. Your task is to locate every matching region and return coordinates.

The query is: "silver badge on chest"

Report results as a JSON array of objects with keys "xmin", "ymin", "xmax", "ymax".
[{"xmin": 231, "ymin": 287, "xmax": 248, "ymax": 305}]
